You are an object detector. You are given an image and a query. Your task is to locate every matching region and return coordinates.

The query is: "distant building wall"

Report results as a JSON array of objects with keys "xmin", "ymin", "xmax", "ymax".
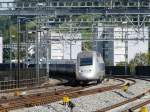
[
  {"xmin": 114, "ymin": 27, "xmax": 125, "ymax": 65},
  {"xmin": 0, "ymin": 0, "xmax": 14, "ymax": 10},
  {"xmin": 97, "ymin": 26, "xmax": 114, "ymax": 65},
  {"xmin": 114, "ymin": 27, "xmax": 148, "ymax": 65},
  {"xmin": 50, "ymin": 32, "xmax": 82, "ymax": 60},
  {"xmin": 97, "ymin": 25, "xmax": 149, "ymax": 66},
  {"xmin": 127, "ymin": 28, "xmax": 149, "ymax": 62}
]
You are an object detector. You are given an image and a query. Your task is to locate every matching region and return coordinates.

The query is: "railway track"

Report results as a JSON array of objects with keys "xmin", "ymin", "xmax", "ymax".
[
  {"xmin": 0, "ymin": 78, "xmax": 133, "ymax": 112},
  {"xmin": 123, "ymin": 99, "xmax": 150, "ymax": 112},
  {"xmin": 96, "ymin": 78, "xmax": 150, "ymax": 112},
  {"xmin": 0, "ymin": 79, "xmax": 69, "ymax": 94}
]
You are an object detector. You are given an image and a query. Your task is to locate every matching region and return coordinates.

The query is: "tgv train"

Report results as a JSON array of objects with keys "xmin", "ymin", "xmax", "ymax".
[{"xmin": 76, "ymin": 51, "xmax": 105, "ymax": 84}]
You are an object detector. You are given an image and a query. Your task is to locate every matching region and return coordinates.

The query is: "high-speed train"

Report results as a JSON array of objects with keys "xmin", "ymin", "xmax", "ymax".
[{"xmin": 76, "ymin": 51, "xmax": 105, "ymax": 84}]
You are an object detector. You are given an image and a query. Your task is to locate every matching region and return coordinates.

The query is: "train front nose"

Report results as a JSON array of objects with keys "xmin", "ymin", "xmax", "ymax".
[{"xmin": 77, "ymin": 68, "xmax": 95, "ymax": 80}]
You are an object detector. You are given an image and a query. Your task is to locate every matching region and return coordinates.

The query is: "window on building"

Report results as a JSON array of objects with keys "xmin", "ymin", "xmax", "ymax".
[
  {"xmin": 80, "ymin": 2, "xmax": 86, "ymax": 6},
  {"xmin": 87, "ymin": 2, "xmax": 92, "ymax": 6},
  {"xmin": 72, "ymin": 2, "xmax": 78, "ymax": 6},
  {"xmin": 59, "ymin": 2, "xmax": 64, "ymax": 6},
  {"xmin": 52, "ymin": 2, "xmax": 57, "ymax": 6},
  {"xmin": 66, "ymin": 2, "xmax": 71, "ymax": 6},
  {"xmin": 93, "ymin": 2, "xmax": 99, "ymax": 6}
]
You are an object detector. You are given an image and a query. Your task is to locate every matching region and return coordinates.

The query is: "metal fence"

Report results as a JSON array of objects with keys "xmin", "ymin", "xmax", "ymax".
[
  {"xmin": 135, "ymin": 66, "xmax": 150, "ymax": 76},
  {"xmin": 0, "ymin": 68, "xmax": 47, "ymax": 91},
  {"xmin": 105, "ymin": 66, "xmax": 131, "ymax": 75},
  {"xmin": 105, "ymin": 66, "xmax": 150, "ymax": 76}
]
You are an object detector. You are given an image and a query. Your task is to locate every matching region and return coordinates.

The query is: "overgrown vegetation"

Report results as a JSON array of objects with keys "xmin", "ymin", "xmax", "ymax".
[
  {"xmin": 129, "ymin": 52, "xmax": 150, "ymax": 74},
  {"xmin": 117, "ymin": 52, "xmax": 150, "ymax": 74}
]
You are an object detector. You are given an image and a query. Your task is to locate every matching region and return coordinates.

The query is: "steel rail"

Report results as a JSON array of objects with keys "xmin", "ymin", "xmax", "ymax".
[
  {"xmin": 96, "ymin": 78, "xmax": 150, "ymax": 112},
  {"xmin": 0, "ymin": 78, "xmax": 130, "ymax": 111}
]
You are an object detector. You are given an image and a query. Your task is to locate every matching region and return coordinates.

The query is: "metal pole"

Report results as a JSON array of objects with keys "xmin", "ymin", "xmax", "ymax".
[
  {"xmin": 92, "ymin": 24, "xmax": 94, "ymax": 51},
  {"xmin": 70, "ymin": 24, "xmax": 72, "ymax": 59},
  {"xmin": 70, "ymin": 41, "xmax": 72, "ymax": 59},
  {"xmin": 9, "ymin": 16, "xmax": 12, "ymax": 70},
  {"xmin": 125, "ymin": 23, "xmax": 128, "ymax": 75},
  {"xmin": 46, "ymin": 32, "xmax": 49, "ymax": 79},
  {"xmin": 36, "ymin": 16, "xmax": 39, "ymax": 85},
  {"xmin": 25, "ymin": 20, "xmax": 28, "ymax": 68},
  {"xmin": 49, "ymin": 30, "xmax": 51, "ymax": 60},
  {"xmin": 17, "ymin": 17, "xmax": 20, "ymax": 88}
]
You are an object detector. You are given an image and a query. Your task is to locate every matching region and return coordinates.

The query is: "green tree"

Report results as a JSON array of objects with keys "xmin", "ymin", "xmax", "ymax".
[
  {"xmin": 116, "ymin": 61, "xmax": 127, "ymax": 66},
  {"xmin": 129, "ymin": 52, "xmax": 150, "ymax": 74}
]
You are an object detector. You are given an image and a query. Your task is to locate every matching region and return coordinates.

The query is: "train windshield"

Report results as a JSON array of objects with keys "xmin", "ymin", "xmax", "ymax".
[{"xmin": 80, "ymin": 57, "xmax": 92, "ymax": 66}]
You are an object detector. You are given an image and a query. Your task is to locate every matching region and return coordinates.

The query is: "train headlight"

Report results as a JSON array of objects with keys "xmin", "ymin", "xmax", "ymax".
[{"xmin": 79, "ymin": 70, "xmax": 83, "ymax": 72}]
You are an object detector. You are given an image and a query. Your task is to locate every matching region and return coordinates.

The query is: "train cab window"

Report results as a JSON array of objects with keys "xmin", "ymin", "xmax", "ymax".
[{"xmin": 80, "ymin": 57, "xmax": 93, "ymax": 66}]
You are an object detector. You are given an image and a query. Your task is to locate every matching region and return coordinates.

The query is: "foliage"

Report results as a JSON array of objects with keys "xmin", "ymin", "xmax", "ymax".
[
  {"xmin": 116, "ymin": 61, "xmax": 127, "ymax": 66},
  {"xmin": 129, "ymin": 53, "xmax": 149, "ymax": 66},
  {"xmin": 129, "ymin": 52, "xmax": 150, "ymax": 74},
  {"xmin": 3, "ymin": 48, "xmax": 10, "ymax": 62},
  {"xmin": 0, "ymin": 16, "xmax": 10, "ymax": 43},
  {"xmin": 0, "ymin": 15, "xmax": 36, "ymax": 62},
  {"xmin": 82, "ymin": 42, "xmax": 92, "ymax": 51}
]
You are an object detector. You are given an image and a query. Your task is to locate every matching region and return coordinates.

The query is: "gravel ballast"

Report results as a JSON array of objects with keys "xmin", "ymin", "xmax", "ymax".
[{"xmin": 10, "ymin": 79, "xmax": 150, "ymax": 112}]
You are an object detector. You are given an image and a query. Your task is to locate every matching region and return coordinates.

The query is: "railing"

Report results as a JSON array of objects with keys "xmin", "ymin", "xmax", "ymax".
[
  {"xmin": 0, "ymin": 69, "xmax": 48, "ymax": 91},
  {"xmin": 0, "ymin": 1, "xmax": 148, "ymax": 15},
  {"xmin": 0, "ymin": 1, "xmax": 149, "ymax": 9}
]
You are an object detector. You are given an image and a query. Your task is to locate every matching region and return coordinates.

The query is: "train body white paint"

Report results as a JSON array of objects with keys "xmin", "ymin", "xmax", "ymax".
[{"xmin": 76, "ymin": 51, "xmax": 105, "ymax": 83}]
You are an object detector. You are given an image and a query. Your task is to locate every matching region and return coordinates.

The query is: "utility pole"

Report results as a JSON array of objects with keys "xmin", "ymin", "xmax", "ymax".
[
  {"xmin": 9, "ymin": 16, "xmax": 12, "ymax": 70},
  {"xmin": 124, "ymin": 21, "xmax": 128, "ymax": 75},
  {"xmin": 45, "ymin": 29, "xmax": 50, "ymax": 80},
  {"xmin": 17, "ymin": 16, "xmax": 21, "ymax": 88},
  {"xmin": 70, "ymin": 23, "xmax": 72, "ymax": 60},
  {"xmin": 36, "ymin": 15, "xmax": 40, "ymax": 85}
]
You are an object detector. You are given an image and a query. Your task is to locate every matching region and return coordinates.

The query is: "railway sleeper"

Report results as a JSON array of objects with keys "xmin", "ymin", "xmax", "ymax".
[{"xmin": 0, "ymin": 106, "xmax": 7, "ymax": 112}]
